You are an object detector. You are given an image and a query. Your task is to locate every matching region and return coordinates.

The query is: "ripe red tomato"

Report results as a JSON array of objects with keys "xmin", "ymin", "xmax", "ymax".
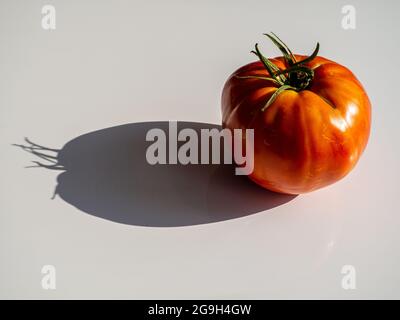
[{"xmin": 222, "ymin": 33, "xmax": 371, "ymax": 194}]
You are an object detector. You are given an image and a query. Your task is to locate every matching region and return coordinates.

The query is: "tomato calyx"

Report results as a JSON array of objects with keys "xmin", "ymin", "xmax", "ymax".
[{"xmin": 237, "ymin": 32, "xmax": 320, "ymax": 111}]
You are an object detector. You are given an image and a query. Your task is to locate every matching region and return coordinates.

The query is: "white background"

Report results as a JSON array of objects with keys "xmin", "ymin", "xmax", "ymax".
[{"xmin": 1, "ymin": 0, "xmax": 399, "ymax": 299}]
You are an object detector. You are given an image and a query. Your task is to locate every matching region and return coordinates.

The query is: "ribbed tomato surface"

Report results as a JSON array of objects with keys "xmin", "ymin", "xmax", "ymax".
[{"xmin": 222, "ymin": 55, "xmax": 371, "ymax": 194}]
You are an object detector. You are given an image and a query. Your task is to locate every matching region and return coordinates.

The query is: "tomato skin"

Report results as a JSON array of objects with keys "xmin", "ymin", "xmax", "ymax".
[{"xmin": 222, "ymin": 55, "xmax": 371, "ymax": 194}]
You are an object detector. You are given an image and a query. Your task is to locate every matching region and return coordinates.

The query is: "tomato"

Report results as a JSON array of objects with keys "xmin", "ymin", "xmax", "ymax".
[{"xmin": 221, "ymin": 33, "xmax": 371, "ymax": 194}]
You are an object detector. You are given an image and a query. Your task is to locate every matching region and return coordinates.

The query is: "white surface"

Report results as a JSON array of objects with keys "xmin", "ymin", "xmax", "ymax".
[{"xmin": 1, "ymin": 0, "xmax": 399, "ymax": 299}]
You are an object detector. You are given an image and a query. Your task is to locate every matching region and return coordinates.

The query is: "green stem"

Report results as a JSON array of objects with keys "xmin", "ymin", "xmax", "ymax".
[
  {"xmin": 242, "ymin": 33, "xmax": 320, "ymax": 111},
  {"xmin": 288, "ymin": 42, "xmax": 319, "ymax": 68},
  {"xmin": 261, "ymin": 85, "xmax": 297, "ymax": 111},
  {"xmin": 252, "ymin": 44, "xmax": 286, "ymax": 84},
  {"xmin": 264, "ymin": 33, "xmax": 296, "ymax": 67},
  {"xmin": 273, "ymin": 65, "xmax": 314, "ymax": 78},
  {"xmin": 235, "ymin": 75, "xmax": 282, "ymax": 86}
]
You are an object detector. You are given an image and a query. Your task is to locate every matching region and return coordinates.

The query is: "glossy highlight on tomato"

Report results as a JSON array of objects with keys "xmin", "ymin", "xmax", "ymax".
[{"xmin": 222, "ymin": 33, "xmax": 371, "ymax": 194}]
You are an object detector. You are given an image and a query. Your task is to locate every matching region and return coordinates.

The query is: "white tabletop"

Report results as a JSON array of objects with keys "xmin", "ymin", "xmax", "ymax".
[{"xmin": 1, "ymin": 0, "xmax": 399, "ymax": 299}]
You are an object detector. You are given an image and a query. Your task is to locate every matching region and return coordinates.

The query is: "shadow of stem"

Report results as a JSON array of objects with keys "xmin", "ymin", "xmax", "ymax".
[{"xmin": 14, "ymin": 122, "xmax": 296, "ymax": 227}]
